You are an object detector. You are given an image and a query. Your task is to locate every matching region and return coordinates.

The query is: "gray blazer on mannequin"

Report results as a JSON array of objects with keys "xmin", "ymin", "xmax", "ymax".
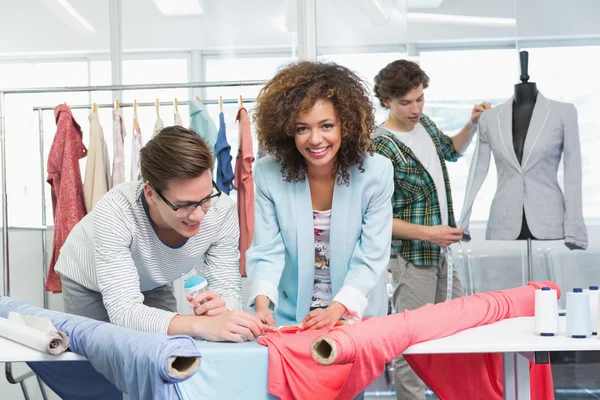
[{"xmin": 459, "ymin": 92, "xmax": 588, "ymax": 250}]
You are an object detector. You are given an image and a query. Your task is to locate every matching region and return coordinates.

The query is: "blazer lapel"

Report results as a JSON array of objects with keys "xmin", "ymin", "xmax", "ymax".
[
  {"xmin": 496, "ymin": 98, "xmax": 522, "ymax": 172},
  {"xmin": 329, "ymin": 178, "xmax": 350, "ymax": 297},
  {"xmin": 521, "ymin": 92, "xmax": 551, "ymax": 171},
  {"xmin": 295, "ymin": 179, "xmax": 314, "ymax": 321}
]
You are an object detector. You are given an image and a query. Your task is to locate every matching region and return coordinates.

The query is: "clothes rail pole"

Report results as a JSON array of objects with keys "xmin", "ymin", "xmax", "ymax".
[
  {"xmin": 0, "ymin": 79, "xmax": 266, "ymax": 298},
  {"xmin": 32, "ymin": 97, "xmax": 256, "ymax": 112},
  {"xmin": 0, "ymin": 80, "xmax": 266, "ymax": 95}
]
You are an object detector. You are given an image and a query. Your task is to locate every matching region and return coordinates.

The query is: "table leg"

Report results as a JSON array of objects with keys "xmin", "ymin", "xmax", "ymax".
[{"xmin": 503, "ymin": 352, "xmax": 531, "ymax": 400}]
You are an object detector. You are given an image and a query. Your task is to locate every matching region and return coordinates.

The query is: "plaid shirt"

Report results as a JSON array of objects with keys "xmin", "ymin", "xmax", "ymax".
[{"xmin": 373, "ymin": 114, "xmax": 461, "ymax": 266}]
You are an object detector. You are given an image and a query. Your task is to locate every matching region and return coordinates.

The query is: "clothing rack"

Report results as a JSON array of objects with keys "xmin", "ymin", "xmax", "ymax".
[
  {"xmin": 0, "ymin": 79, "xmax": 266, "ymax": 301},
  {"xmin": 31, "ymin": 96, "xmax": 256, "ymax": 310}
]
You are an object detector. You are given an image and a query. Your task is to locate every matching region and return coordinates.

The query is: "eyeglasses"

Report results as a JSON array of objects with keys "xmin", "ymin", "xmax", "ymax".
[{"xmin": 154, "ymin": 181, "xmax": 222, "ymax": 218}]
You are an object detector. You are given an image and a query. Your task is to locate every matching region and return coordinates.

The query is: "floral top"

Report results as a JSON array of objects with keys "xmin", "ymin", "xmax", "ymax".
[{"xmin": 311, "ymin": 209, "xmax": 332, "ymax": 308}]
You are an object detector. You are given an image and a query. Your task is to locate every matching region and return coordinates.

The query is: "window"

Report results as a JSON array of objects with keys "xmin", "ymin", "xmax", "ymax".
[
  {"xmin": 520, "ymin": 45, "xmax": 600, "ymax": 219},
  {"xmin": 419, "ymin": 49, "xmax": 518, "ymax": 222}
]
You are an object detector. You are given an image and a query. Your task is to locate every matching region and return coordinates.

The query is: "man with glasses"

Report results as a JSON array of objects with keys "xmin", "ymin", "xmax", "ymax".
[{"xmin": 56, "ymin": 126, "xmax": 265, "ymax": 342}]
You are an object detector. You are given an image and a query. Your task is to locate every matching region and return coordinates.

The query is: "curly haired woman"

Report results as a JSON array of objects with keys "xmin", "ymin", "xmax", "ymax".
[{"xmin": 246, "ymin": 61, "xmax": 395, "ymax": 333}]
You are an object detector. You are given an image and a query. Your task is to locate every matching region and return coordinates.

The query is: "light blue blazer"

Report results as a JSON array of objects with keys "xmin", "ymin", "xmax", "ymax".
[{"xmin": 246, "ymin": 153, "xmax": 394, "ymax": 325}]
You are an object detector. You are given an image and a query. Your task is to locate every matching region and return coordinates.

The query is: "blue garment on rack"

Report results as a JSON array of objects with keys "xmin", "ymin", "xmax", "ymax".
[
  {"xmin": 0, "ymin": 297, "xmax": 201, "ymax": 400},
  {"xmin": 215, "ymin": 112, "xmax": 234, "ymax": 195},
  {"xmin": 189, "ymin": 99, "xmax": 218, "ymax": 151}
]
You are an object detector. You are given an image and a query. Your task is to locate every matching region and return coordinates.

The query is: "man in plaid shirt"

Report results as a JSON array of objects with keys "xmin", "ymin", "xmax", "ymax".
[{"xmin": 372, "ymin": 60, "xmax": 490, "ymax": 400}]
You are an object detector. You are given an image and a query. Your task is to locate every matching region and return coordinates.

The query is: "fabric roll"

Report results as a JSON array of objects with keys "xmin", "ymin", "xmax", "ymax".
[
  {"xmin": 0, "ymin": 313, "xmax": 69, "ymax": 355},
  {"xmin": 258, "ymin": 281, "xmax": 559, "ymax": 400}
]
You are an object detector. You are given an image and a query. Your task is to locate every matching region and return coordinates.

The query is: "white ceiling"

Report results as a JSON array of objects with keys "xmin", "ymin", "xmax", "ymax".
[{"xmin": 0, "ymin": 0, "xmax": 599, "ymax": 56}]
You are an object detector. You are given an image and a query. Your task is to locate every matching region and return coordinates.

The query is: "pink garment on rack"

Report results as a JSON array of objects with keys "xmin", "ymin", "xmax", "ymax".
[
  {"xmin": 234, "ymin": 107, "xmax": 254, "ymax": 277},
  {"xmin": 46, "ymin": 105, "xmax": 87, "ymax": 293},
  {"xmin": 257, "ymin": 281, "xmax": 559, "ymax": 400}
]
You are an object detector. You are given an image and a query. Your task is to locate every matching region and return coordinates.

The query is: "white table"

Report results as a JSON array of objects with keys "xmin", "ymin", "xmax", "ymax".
[{"xmin": 404, "ymin": 316, "xmax": 600, "ymax": 400}]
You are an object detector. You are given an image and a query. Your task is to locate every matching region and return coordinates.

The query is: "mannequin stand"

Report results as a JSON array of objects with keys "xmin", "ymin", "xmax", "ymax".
[{"xmin": 526, "ymin": 238, "xmax": 533, "ymax": 282}]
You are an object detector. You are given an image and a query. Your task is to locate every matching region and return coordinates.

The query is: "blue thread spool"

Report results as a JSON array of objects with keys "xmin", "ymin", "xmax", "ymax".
[
  {"xmin": 566, "ymin": 288, "xmax": 592, "ymax": 339},
  {"xmin": 535, "ymin": 286, "xmax": 558, "ymax": 337},
  {"xmin": 184, "ymin": 275, "xmax": 207, "ymax": 298}
]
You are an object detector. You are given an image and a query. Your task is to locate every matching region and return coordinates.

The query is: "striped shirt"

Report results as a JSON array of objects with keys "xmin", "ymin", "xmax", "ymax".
[{"xmin": 55, "ymin": 181, "xmax": 243, "ymax": 334}]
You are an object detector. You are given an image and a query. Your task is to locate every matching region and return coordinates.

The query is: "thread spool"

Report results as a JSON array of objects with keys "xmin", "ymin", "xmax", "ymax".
[
  {"xmin": 586, "ymin": 286, "xmax": 599, "ymax": 335},
  {"xmin": 566, "ymin": 288, "xmax": 592, "ymax": 338},
  {"xmin": 534, "ymin": 287, "xmax": 559, "ymax": 336}
]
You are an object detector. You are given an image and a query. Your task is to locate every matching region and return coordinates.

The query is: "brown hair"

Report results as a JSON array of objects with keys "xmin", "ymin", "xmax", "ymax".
[
  {"xmin": 139, "ymin": 125, "xmax": 214, "ymax": 191},
  {"xmin": 253, "ymin": 60, "xmax": 375, "ymax": 184},
  {"xmin": 374, "ymin": 60, "xmax": 430, "ymax": 108}
]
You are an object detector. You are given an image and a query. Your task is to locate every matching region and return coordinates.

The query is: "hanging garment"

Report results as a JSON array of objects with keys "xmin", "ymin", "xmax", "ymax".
[
  {"xmin": 151, "ymin": 116, "xmax": 164, "ymax": 139},
  {"xmin": 0, "ymin": 296, "xmax": 201, "ymax": 400},
  {"xmin": 46, "ymin": 104, "xmax": 87, "ymax": 293},
  {"xmin": 112, "ymin": 108, "xmax": 127, "ymax": 187},
  {"xmin": 130, "ymin": 112, "xmax": 144, "ymax": 181},
  {"xmin": 257, "ymin": 281, "xmax": 558, "ymax": 400},
  {"xmin": 234, "ymin": 107, "xmax": 255, "ymax": 277},
  {"xmin": 83, "ymin": 111, "xmax": 110, "ymax": 212},
  {"xmin": 174, "ymin": 111, "xmax": 184, "ymax": 127},
  {"xmin": 189, "ymin": 98, "xmax": 218, "ymax": 151},
  {"xmin": 459, "ymin": 92, "xmax": 587, "ymax": 250},
  {"xmin": 215, "ymin": 111, "xmax": 234, "ymax": 194}
]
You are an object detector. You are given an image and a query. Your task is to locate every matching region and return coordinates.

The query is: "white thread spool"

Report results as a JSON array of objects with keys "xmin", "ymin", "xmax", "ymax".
[
  {"xmin": 585, "ymin": 286, "xmax": 599, "ymax": 335},
  {"xmin": 566, "ymin": 288, "xmax": 592, "ymax": 338},
  {"xmin": 534, "ymin": 287, "xmax": 559, "ymax": 336}
]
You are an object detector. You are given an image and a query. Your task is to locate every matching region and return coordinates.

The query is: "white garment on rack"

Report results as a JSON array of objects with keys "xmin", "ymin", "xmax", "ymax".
[
  {"xmin": 131, "ymin": 113, "xmax": 144, "ymax": 182},
  {"xmin": 174, "ymin": 112, "xmax": 183, "ymax": 127},
  {"xmin": 151, "ymin": 117, "xmax": 164, "ymax": 139},
  {"xmin": 112, "ymin": 109, "xmax": 127, "ymax": 188},
  {"xmin": 83, "ymin": 111, "xmax": 110, "ymax": 212}
]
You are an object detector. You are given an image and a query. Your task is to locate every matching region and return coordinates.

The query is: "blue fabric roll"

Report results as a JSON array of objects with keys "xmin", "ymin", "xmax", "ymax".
[{"xmin": 0, "ymin": 296, "xmax": 201, "ymax": 400}]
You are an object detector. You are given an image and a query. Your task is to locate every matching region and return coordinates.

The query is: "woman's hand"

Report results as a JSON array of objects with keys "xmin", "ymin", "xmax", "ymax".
[
  {"xmin": 254, "ymin": 295, "xmax": 277, "ymax": 330},
  {"xmin": 187, "ymin": 291, "xmax": 228, "ymax": 316},
  {"xmin": 301, "ymin": 301, "xmax": 347, "ymax": 330}
]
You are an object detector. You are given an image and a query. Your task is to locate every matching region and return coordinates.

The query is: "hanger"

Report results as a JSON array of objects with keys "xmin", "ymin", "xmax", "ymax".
[
  {"xmin": 174, "ymin": 98, "xmax": 179, "ymax": 113},
  {"xmin": 115, "ymin": 99, "xmax": 119, "ymax": 110},
  {"xmin": 155, "ymin": 98, "xmax": 160, "ymax": 117},
  {"xmin": 133, "ymin": 99, "xmax": 138, "ymax": 115},
  {"xmin": 92, "ymin": 103, "xmax": 98, "ymax": 113},
  {"xmin": 239, "ymin": 94, "xmax": 243, "ymax": 108},
  {"xmin": 195, "ymin": 96, "xmax": 201, "ymax": 102},
  {"xmin": 219, "ymin": 96, "xmax": 223, "ymax": 113}
]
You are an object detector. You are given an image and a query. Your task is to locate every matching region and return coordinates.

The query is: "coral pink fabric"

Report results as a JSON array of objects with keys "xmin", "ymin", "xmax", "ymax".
[
  {"xmin": 46, "ymin": 105, "xmax": 87, "ymax": 293},
  {"xmin": 234, "ymin": 107, "xmax": 254, "ymax": 277},
  {"xmin": 257, "ymin": 281, "xmax": 559, "ymax": 400}
]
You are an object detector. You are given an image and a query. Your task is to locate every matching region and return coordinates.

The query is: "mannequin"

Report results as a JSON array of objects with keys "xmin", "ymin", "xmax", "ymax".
[{"xmin": 513, "ymin": 51, "xmax": 538, "ymax": 240}]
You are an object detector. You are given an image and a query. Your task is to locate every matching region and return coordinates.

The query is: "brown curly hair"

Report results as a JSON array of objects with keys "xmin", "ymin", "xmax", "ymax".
[
  {"xmin": 374, "ymin": 60, "xmax": 429, "ymax": 108},
  {"xmin": 253, "ymin": 60, "xmax": 375, "ymax": 184}
]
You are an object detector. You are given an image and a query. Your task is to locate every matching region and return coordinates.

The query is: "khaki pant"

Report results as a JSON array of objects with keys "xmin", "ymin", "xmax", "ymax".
[{"xmin": 390, "ymin": 252, "xmax": 463, "ymax": 400}]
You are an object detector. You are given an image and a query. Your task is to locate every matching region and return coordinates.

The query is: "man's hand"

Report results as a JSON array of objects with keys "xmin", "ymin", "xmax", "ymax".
[
  {"xmin": 187, "ymin": 291, "xmax": 227, "ymax": 316},
  {"xmin": 426, "ymin": 225, "xmax": 464, "ymax": 248},
  {"xmin": 193, "ymin": 310, "xmax": 265, "ymax": 342},
  {"xmin": 301, "ymin": 302, "xmax": 346, "ymax": 330},
  {"xmin": 471, "ymin": 102, "xmax": 491, "ymax": 125}
]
